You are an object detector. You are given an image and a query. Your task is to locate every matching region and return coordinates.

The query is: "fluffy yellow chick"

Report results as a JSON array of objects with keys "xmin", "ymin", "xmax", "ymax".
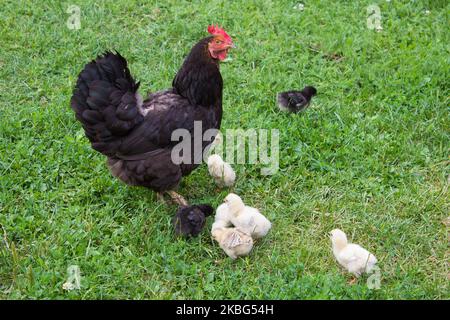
[
  {"xmin": 211, "ymin": 203, "xmax": 232, "ymax": 233},
  {"xmin": 212, "ymin": 227, "xmax": 253, "ymax": 259},
  {"xmin": 330, "ymin": 229, "xmax": 378, "ymax": 277},
  {"xmin": 215, "ymin": 202, "xmax": 231, "ymax": 223},
  {"xmin": 207, "ymin": 154, "xmax": 236, "ymax": 187},
  {"xmin": 224, "ymin": 193, "xmax": 271, "ymax": 239}
]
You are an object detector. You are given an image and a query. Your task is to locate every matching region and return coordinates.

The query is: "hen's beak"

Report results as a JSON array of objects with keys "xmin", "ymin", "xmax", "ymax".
[{"xmin": 227, "ymin": 42, "xmax": 236, "ymax": 49}]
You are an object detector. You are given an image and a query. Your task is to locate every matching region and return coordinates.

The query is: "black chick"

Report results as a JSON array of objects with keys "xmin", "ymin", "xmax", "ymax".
[
  {"xmin": 172, "ymin": 204, "xmax": 214, "ymax": 237},
  {"xmin": 277, "ymin": 86, "xmax": 317, "ymax": 113}
]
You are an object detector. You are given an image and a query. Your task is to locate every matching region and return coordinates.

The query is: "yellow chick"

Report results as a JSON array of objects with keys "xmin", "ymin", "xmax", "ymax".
[
  {"xmin": 212, "ymin": 227, "xmax": 253, "ymax": 259},
  {"xmin": 224, "ymin": 193, "xmax": 271, "ymax": 239},
  {"xmin": 207, "ymin": 154, "xmax": 236, "ymax": 187},
  {"xmin": 211, "ymin": 203, "xmax": 232, "ymax": 233},
  {"xmin": 330, "ymin": 229, "xmax": 378, "ymax": 278}
]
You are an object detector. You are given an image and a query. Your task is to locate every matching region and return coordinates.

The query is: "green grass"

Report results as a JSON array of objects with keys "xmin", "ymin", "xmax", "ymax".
[{"xmin": 0, "ymin": 0, "xmax": 448, "ymax": 299}]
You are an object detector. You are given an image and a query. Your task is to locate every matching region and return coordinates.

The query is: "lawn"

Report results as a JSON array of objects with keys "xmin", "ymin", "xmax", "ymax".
[{"xmin": 0, "ymin": 0, "xmax": 448, "ymax": 299}]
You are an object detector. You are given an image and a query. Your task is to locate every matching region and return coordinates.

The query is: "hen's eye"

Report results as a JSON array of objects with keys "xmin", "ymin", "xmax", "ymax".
[{"xmin": 215, "ymin": 40, "xmax": 221, "ymax": 44}]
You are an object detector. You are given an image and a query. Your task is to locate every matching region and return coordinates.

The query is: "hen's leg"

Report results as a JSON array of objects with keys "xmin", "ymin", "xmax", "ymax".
[
  {"xmin": 165, "ymin": 191, "xmax": 188, "ymax": 206},
  {"xmin": 156, "ymin": 192, "xmax": 166, "ymax": 204},
  {"xmin": 348, "ymin": 277, "xmax": 358, "ymax": 285}
]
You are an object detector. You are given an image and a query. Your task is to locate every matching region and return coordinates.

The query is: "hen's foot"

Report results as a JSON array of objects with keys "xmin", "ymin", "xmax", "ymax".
[
  {"xmin": 348, "ymin": 277, "xmax": 358, "ymax": 285},
  {"xmin": 156, "ymin": 192, "xmax": 166, "ymax": 204},
  {"xmin": 166, "ymin": 191, "xmax": 188, "ymax": 206}
]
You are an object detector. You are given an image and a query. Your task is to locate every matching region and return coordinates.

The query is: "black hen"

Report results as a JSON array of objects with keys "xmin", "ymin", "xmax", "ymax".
[
  {"xmin": 172, "ymin": 204, "xmax": 214, "ymax": 237},
  {"xmin": 70, "ymin": 26, "xmax": 234, "ymax": 205},
  {"xmin": 277, "ymin": 86, "xmax": 317, "ymax": 113}
]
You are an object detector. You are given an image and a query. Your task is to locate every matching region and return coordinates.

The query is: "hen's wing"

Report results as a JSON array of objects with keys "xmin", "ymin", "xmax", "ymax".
[
  {"xmin": 106, "ymin": 91, "xmax": 220, "ymax": 191},
  {"xmin": 115, "ymin": 91, "xmax": 220, "ymax": 158}
]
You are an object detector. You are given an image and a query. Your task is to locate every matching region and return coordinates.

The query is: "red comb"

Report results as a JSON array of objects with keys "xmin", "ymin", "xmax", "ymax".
[{"xmin": 207, "ymin": 25, "xmax": 232, "ymax": 42}]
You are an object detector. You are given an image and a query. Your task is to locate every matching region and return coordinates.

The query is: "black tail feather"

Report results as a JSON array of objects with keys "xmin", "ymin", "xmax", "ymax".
[{"xmin": 70, "ymin": 51, "xmax": 143, "ymax": 156}]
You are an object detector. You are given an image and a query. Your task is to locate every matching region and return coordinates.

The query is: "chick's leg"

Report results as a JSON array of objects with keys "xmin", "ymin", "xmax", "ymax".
[{"xmin": 165, "ymin": 191, "xmax": 188, "ymax": 206}]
